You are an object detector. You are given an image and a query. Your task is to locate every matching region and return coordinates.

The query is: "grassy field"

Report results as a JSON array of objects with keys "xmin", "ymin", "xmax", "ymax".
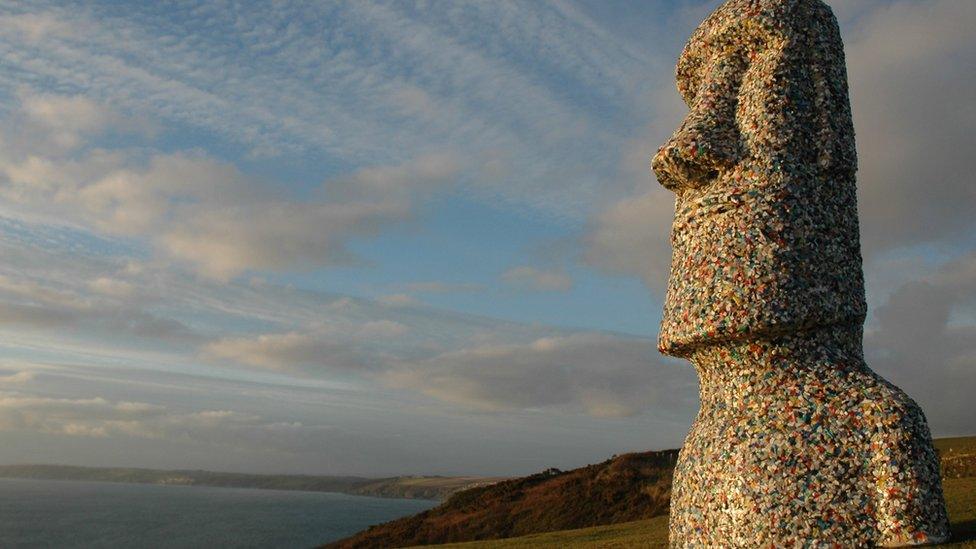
[
  {"xmin": 937, "ymin": 437, "xmax": 976, "ymax": 455},
  {"xmin": 421, "ymin": 515, "xmax": 669, "ymax": 548},
  {"xmin": 428, "ymin": 474, "xmax": 976, "ymax": 548}
]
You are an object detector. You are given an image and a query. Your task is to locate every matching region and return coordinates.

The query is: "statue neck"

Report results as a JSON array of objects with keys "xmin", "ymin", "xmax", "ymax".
[{"xmin": 689, "ymin": 323, "xmax": 867, "ymax": 392}]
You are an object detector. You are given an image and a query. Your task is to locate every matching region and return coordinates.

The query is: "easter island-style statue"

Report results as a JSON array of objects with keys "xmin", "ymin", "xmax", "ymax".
[{"xmin": 651, "ymin": 0, "xmax": 950, "ymax": 546}]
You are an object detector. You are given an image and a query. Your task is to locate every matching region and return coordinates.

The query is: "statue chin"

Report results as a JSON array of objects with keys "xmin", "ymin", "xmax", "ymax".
[{"xmin": 656, "ymin": 168, "xmax": 865, "ymax": 357}]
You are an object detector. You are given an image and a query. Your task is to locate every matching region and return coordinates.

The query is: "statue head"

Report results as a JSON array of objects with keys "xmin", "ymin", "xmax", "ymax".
[{"xmin": 652, "ymin": 0, "xmax": 865, "ymax": 356}]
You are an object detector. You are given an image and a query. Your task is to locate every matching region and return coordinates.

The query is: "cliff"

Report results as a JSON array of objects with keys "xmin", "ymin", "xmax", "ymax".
[{"xmin": 325, "ymin": 448, "xmax": 679, "ymax": 548}]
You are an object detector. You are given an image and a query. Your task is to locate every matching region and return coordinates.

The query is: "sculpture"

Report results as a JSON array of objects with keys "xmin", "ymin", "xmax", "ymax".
[{"xmin": 651, "ymin": 0, "xmax": 951, "ymax": 545}]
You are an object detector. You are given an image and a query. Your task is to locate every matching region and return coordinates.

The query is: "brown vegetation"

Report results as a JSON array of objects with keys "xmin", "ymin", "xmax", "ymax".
[{"xmin": 324, "ymin": 449, "xmax": 678, "ymax": 549}]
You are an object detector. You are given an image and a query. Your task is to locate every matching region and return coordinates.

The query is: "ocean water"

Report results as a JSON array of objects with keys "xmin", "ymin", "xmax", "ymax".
[{"xmin": 0, "ymin": 478, "xmax": 437, "ymax": 548}]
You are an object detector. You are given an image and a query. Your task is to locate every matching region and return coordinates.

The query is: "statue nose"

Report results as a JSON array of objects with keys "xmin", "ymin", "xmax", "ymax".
[{"xmin": 651, "ymin": 142, "xmax": 719, "ymax": 193}]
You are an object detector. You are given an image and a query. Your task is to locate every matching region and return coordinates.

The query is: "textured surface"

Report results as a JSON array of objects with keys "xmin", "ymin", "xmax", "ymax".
[
  {"xmin": 673, "ymin": 326, "xmax": 949, "ymax": 546},
  {"xmin": 652, "ymin": 0, "xmax": 950, "ymax": 545},
  {"xmin": 653, "ymin": 0, "xmax": 862, "ymax": 355}
]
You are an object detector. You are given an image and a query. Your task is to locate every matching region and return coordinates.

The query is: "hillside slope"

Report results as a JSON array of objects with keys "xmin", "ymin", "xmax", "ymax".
[
  {"xmin": 329, "ymin": 437, "xmax": 976, "ymax": 548},
  {"xmin": 434, "ymin": 476, "xmax": 976, "ymax": 548},
  {"xmin": 325, "ymin": 449, "xmax": 678, "ymax": 549}
]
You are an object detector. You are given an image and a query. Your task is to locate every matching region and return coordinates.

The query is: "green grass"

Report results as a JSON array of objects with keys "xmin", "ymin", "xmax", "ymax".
[
  {"xmin": 422, "ymin": 515, "xmax": 670, "ymax": 548},
  {"xmin": 428, "ymin": 476, "xmax": 975, "ymax": 548},
  {"xmin": 944, "ymin": 477, "xmax": 976, "ymax": 547}
]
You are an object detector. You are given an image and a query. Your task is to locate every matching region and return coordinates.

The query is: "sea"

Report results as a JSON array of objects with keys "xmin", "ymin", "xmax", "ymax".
[{"xmin": 0, "ymin": 477, "xmax": 438, "ymax": 548}]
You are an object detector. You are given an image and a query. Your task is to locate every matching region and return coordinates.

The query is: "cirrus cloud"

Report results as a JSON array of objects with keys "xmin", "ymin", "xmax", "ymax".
[
  {"xmin": 0, "ymin": 93, "xmax": 462, "ymax": 280},
  {"xmin": 384, "ymin": 333, "xmax": 696, "ymax": 418},
  {"xmin": 502, "ymin": 266, "xmax": 573, "ymax": 292}
]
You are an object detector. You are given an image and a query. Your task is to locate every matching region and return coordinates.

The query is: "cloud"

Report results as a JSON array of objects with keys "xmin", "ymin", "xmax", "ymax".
[
  {"xmin": 584, "ymin": 187, "xmax": 674, "ymax": 293},
  {"xmin": 377, "ymin": 294, "xmax": 422, "ymax": 307},
  {"xmin": 502, "ymin": 266, "xmax": 573, "ymax": 292},
  {"xmin": 0, "ymin": 273, "xmax": 198, "ymax": 342},
  {"xmin": 20, "ymin": 93, "xmax": 117, "ymax": 149},
  {"xmin": 0, "ymin": 226, "xmax": 568, "ymax": 380},
  {"xmin": 399, "ymin": 281, "xmax": 485, "ymax": 294},
  {"xmin": 167, "ymin": 150, "xmax": 459, "ymax": 280},
  {"xmin": 203, "ymin": 320, "xmax": 408, "ymax": 374},
  {"xmin": 0, "ymin": 274, "xmax": 86, "ymax": 308},
  {"xmin": 0, "ymin": 92, "xmax": 461, "ymax": 280},
  {"xmin": 389, "ymin": 84, "xmax": 438, "ymax": 118},
  {"xmin": 330, "ymin": 151, "xmax": 461, "ymax": 199},
  {"xmin": 203, "ymin": 314, "xmax": 698, "ymax": 421},
  {"xmin": 866, "ymin": 251, "xmax": 976, "ymax": 435},
  {"xmin": 0, "ymin": 10, "xmax": 87, "ymax": 43},
  {"xmin": 0, "ymin": 371, "xmax": 34, "ymax": 384},
  {"xmin": 385, "ymin": 333, "xmax": 695, "ymax": 418},
  {"xmin": 355, "ymin": 320, "xmax": 410, "ymax": 338},
  {"xmin": 159, "ymin": 199, "xmax": 400, "ymax": 280},
  {"xmin": 0, "ymin": 1, "xmax": 658, "ymax": 218},
  {"xmin": 0, "ymin": 392, "xmax": 166, "ymax": 437},
  {"xmin": 0, "ymin": 365, "xmax": 355, "ymax": 470},
  {"xmin": 0, "ymin": 389, "xmax": 331, "ymax": 453},
  {"xmin": 580, "ymin": 82, "xmax": 688, "ymax": 295},
  {"xmin": 87, "ymin": 277, "xmax": 136, "ymax": 299},
  {"xmin": 0, "ymin": 90, "xmax": 155, "ymax": 156},
  {"xmin": 204, "ymin": 332, "xmax": 371, "ymax": 373},
  {"xmin": 844, "ymin": 0, "xmax": 976, "ymax": 255},
  {"xmin": 0, "ymin": 301, "xmax": 197, "ymax": 342}
]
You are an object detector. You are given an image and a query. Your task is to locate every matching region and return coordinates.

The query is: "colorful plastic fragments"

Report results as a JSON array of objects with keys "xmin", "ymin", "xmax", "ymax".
[{"xmin": 652, "ymin": 0, "xmax": 951, "ymax": 546}]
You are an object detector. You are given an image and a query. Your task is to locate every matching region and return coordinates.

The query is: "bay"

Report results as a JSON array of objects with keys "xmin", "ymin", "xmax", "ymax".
[{"xmin": 0, "ymin": 477, "xmax": 437, "ymax": 548}]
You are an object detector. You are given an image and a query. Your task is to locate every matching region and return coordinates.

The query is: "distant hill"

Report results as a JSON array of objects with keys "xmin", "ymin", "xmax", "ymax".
[
  {"xmin": 328, "ymin": 437, "xmax": 976, "ymax": 548},
  {"xmin": 325, "ymin": 449, "xmax": 679, "ymax": 549},
  {"xmin": 0, "ymin": 464, "xmax": 504, "ymax": 501},
  {"xmin": 351, "ymin": 476, "xmax": 508, "ymax": 501}
]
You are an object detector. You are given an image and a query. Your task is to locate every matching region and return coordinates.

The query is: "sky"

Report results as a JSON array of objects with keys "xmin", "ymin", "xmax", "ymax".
[{"xmin": 0, "ymin": 0, "xmax": 973, "ymax": 477}]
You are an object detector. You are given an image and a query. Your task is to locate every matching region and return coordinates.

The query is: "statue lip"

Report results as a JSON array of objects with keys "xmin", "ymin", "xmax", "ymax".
[{"xmin": 672, "ymin": 186, "xmax": 766, "ymax": 226}]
